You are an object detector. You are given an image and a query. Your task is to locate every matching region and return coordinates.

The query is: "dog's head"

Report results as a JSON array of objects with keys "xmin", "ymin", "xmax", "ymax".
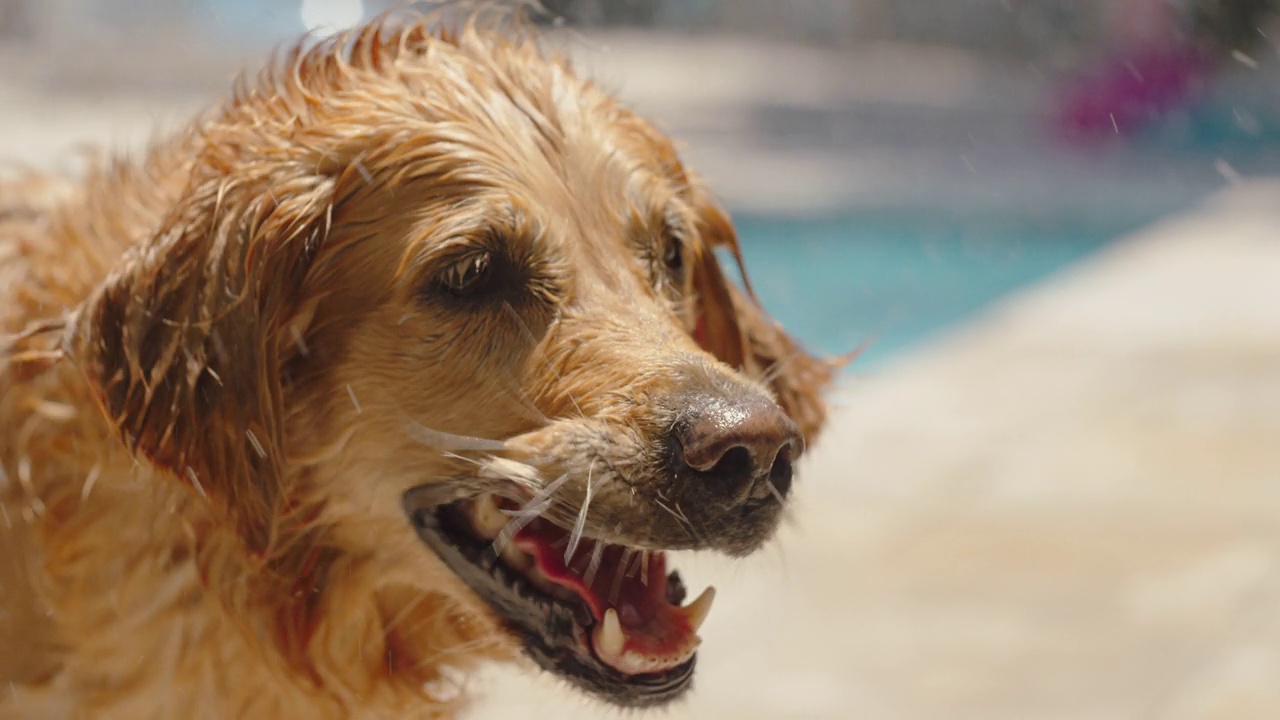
[{"xmin": 64, "ymin": 20, "xmax": 836, "ymax": 709}]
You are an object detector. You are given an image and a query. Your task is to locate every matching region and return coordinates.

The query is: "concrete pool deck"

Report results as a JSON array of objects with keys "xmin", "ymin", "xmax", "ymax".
[{"xmin": 466, "ymin": 180, "xmax": 1280, "ymax": 718}]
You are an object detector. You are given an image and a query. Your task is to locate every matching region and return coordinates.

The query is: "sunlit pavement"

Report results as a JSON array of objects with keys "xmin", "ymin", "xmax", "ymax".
[{"xmin": 467, "ymin": 181, "xmax": 1280, "ymax": 718}]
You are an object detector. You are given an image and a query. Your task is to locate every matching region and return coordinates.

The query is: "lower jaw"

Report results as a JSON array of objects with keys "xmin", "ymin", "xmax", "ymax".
[
  {"xmin": 402, "ymin": 495, "xmax": 699, "ymax": 708},
  {"xmin": 517, "ymin": 617, "xmax": 698, "ymax": 707}
]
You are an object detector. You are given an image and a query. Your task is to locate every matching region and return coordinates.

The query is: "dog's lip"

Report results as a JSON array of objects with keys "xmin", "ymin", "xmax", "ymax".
[{"xmin": 400, "ymin": 486, "xmax": 700, "ymax": 707}]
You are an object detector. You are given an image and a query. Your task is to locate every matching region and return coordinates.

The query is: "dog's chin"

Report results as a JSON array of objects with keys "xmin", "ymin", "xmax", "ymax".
[{"xmin": 401, "ymin": 485, "xmax": 723, "ymax": 708}]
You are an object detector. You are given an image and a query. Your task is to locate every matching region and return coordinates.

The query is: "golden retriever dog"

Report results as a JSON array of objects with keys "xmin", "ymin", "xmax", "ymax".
[{"xmin": 0, "ymin": 14, "xmax": 835, "ymax": 720}]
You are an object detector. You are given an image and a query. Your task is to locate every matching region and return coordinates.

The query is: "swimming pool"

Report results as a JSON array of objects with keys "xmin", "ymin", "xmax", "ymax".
[{"xmin": 733, "ymin": 210, "xmax": 1159, "ymax": 369}]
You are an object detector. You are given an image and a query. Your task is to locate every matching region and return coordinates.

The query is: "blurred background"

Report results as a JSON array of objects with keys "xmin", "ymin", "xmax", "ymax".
[{"xmin": 2, "ymin": 1, "xmax": 1278, "ymax": 717}]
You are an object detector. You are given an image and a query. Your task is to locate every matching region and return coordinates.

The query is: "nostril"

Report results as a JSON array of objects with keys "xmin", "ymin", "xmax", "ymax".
[
  {"xmin": 704, "ymin": 445, "xmax": 753, "ymax": 488},
  {"xmin": 766, "ymin": 444, "xmax": 794, "ymax": 500},
  {"xmin": 674, "ymin": 394, "xmax": 803, "ymax": 504}
]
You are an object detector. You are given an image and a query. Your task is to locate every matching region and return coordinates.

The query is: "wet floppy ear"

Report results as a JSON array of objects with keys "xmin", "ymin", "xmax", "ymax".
[
  {"xmin": 690, "ymin": 200, "xmax": 839, "ymax": 445},
  {"xmin": 62, "ymin": 173, "xmax": 335, "ymax": 551}
]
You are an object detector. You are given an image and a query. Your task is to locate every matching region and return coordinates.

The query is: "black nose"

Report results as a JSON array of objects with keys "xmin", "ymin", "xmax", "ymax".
[{"xmin": 675, "ymin": 395, "xmax": 803, "ymax": 504}]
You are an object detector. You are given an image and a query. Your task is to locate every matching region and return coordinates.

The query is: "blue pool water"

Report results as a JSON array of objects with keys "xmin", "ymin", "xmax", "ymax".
[{"xmin": 732, "ymin": 210, "xmax": 1157, "ymax": 369}]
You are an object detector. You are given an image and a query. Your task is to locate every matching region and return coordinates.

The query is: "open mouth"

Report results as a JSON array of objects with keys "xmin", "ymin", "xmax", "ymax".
[{"xmin": 402, "ymin": 490, "xmax": 715, "ymax": 707}]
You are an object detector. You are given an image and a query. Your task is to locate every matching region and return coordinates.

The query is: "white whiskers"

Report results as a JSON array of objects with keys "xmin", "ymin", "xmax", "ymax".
[
  {"xmin": 403, "ymin": 419, "xmax": 509, "ymax": 452},
  {"xmin": 478, "ymin": 457, "xmax": 541, "ymax": 486},
  {"xmin": 407, "ymin": 417, "xmax": 512, "ymax": 450},
  {"xmin": 564, "ymin": 460, "xmax": 595, "ymax": 564},
  {"xmin": 492, "ymin": 471, "xmax": 570, "ymax": 553},
  {"xmin": 609, "ymin": 548, "xmax": 635, "ymax": 604},
  {"xmin": 764, "ymin": 479, "xmax": 786, "ymax": 505},
  {"xmin": 583, "ymin": 531, "xmax": 609, "ymax": 588},
  {"xmin": 624, "ymin": 550, "xmax": 644, "ymax": 579},
  {"xmin": 441, "ymin": 451, "xmax": 484, "ymax": 467}
]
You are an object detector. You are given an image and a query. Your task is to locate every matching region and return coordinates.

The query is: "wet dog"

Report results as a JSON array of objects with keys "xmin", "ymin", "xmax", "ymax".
[{"xmin": 0, "ymin": 16, "xmax": 834, "ymax": 719}]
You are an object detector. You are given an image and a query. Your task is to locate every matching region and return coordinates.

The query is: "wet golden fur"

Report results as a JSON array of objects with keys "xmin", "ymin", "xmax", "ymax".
[{"xmin": 0, "ymin": 16, "xmax": 834, "ymax": 719}]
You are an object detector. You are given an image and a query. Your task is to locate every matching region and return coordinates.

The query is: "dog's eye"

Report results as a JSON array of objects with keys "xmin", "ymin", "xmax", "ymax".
[
  {"xmin": 662, "ymin": 236, "xmax": 684, "ymax": 273},
  {"xmin": 438, "ymin": 252, "xmax": 494, "ymax": 297}
]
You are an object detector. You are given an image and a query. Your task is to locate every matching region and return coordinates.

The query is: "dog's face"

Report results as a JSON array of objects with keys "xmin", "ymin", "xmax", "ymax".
[{"xmin": 66, "ymin": 24, "xmax": 833, "ymax": 708}]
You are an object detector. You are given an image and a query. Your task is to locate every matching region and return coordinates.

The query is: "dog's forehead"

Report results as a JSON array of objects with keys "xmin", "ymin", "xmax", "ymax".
[
  {"xmin": 422, "ymin": 49, "xmax": 689, "ymax": 219},
  {"xmin": 424, "ymin": 109, "xmax": 689, "ymax": 253},
  {"xmin": 310, "ymin": 34, "xmax": 703, "ymax": 298}
]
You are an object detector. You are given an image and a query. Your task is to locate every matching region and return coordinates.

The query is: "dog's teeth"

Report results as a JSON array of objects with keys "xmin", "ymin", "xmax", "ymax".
[
  {"xmin": 500, "ymin": 539, "xmax": 532, "ymax": 572},
  {"xmin": 595, "ymin": 609, "xmax": 625, "ymax": 658},
  {"xmin": 470, "ymin": 494, "xmax": 506, "ymax": 539},
  {"xmin": 682, "ymin": 586, "xmax": 716, "ymax": 633}
]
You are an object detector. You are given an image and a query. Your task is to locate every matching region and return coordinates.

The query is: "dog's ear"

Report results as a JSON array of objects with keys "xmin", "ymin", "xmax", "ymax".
[
  {"xmin": 63, "ymin": 171, "xmax": 335, "ymax": 551},
  {"xmin": 690, "ymin": 199, "xmax": 838, "ymax": 445}
]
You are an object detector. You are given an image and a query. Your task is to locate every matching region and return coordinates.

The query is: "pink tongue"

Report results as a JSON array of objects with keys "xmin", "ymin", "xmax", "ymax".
[
  {"xmin": 513, "ymin": 520, "xmax": 697, "ymax": 661},
  {"xmin": 513, "ymin": 520, "xmax": 668, "ymax": 625}
]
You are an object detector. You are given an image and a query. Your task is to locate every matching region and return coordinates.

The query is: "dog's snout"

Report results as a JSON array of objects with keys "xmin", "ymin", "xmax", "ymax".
[{"xmin": 676, "ymin": 395, "xmax": 802, "ymax": 503}]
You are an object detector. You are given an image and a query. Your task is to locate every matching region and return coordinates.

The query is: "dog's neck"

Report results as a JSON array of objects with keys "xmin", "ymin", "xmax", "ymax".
[{"xmin": 11, "ymin": 380, "xmax": 495, "ymax": 718}]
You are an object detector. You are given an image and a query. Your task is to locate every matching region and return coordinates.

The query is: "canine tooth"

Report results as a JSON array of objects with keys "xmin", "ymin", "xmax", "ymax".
[
  {"xmin": 499, "ymin": 540, "xmax": 532, "ymax": 571},
  {"xmin": 683, "ymin": 586, "xmax": 716, "ymax": 633},
  {"xmin": 470, "ymin": 494, "xmax": 506, "ymax": 539},
  {"xmin": 595, "ymin": 609, "xmax": 625, "ymax": 658}
]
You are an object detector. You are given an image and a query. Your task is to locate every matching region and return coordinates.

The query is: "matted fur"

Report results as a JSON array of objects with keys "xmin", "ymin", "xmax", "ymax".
[{"xmin": 0, "ymin": 15, "xmax": 835, "ymax": 720}]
